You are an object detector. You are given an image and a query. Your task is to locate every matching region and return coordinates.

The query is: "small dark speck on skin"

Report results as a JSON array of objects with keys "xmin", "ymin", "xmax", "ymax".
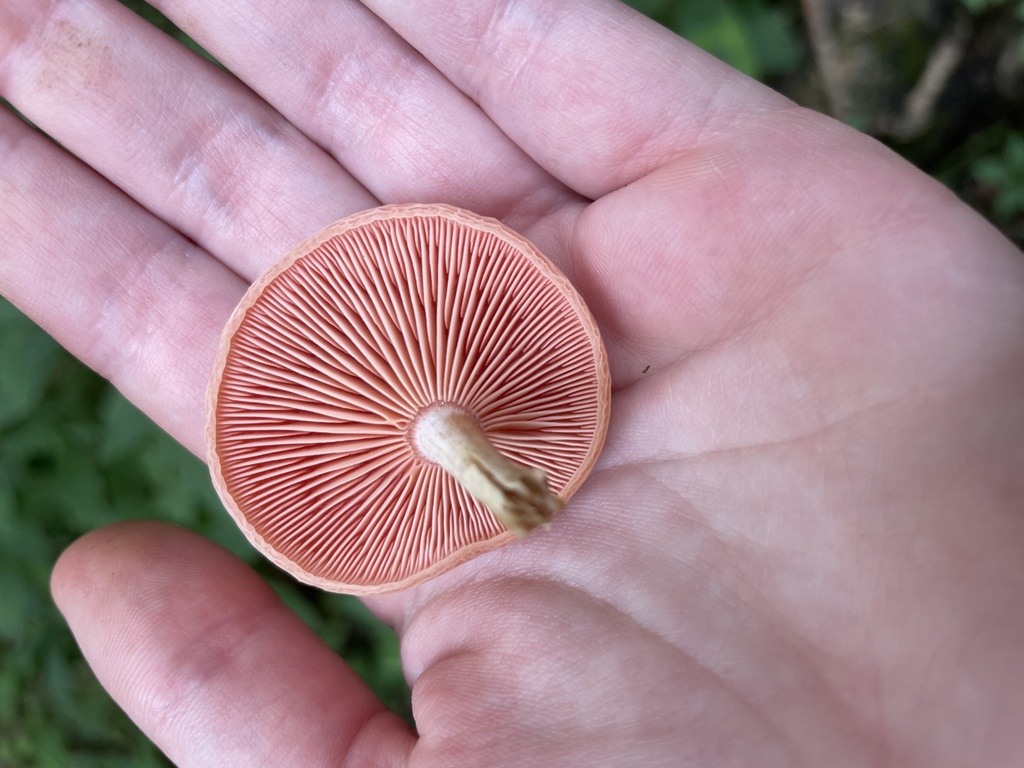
[{"xmin": 642, "ymin": 365, "xmax": 650, "ymax": 375}]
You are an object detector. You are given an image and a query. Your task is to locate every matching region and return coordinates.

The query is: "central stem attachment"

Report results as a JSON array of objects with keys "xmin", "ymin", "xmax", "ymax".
[{"xmin": 412, "ymin": 406, "xmax": 563, "ymax": 536}]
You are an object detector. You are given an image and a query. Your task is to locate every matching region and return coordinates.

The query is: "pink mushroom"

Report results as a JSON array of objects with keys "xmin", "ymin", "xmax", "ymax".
[{"xmin": 207, "ymin": 204, "xmax": 609, "ymax": 594}]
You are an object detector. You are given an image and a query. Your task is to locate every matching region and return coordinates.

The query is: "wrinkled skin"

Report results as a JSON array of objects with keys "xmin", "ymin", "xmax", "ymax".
[{"xmin": 2, "ymin": 1, "xmax": 1023, "ymax": 766}]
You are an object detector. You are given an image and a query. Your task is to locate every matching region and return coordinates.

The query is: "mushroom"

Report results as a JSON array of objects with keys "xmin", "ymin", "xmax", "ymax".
[{"xmin": 207, "ymin": 204, "xmax": 609, "ymax": 594}]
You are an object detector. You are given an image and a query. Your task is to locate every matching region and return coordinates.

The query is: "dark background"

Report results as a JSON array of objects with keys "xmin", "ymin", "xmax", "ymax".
[{"xmin": 2, "ymin": 0, "xmax": 1022, "ymax": 764}]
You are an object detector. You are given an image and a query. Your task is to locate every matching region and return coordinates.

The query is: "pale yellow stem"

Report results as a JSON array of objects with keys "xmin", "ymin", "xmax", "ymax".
[{"xmin": 413, "ymin": 406, "xmax": 563, "ymax": 536}]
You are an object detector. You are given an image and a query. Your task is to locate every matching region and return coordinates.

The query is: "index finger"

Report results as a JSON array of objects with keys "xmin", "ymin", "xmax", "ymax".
[{"xmin": 359, "ymin": 0, "xmax": 791, "ymax": 199}]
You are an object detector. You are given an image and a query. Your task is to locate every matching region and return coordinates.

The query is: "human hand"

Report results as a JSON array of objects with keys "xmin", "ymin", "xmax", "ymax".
[{"xmin": 2, "ymin": 1, "xmax": 1023, "ymax": 766}]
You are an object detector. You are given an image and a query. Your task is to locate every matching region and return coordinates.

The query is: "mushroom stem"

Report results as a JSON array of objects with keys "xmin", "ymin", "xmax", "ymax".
[{"xmin": 413, "ymin": 406, "xmax": 564, "ymax": 536}]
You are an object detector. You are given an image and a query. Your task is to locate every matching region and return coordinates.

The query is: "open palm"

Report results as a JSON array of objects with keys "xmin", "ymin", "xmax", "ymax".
[{"xmin": 3, "ymin": 1, "xmax": 1023, "ymax": 766}]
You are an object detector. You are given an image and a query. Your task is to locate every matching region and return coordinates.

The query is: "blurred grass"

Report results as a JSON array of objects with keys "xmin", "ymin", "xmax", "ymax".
[
  {"xmin": 2, "ymin": 0, "xmax": 1022, "ymax": 765},
  {"xmin": 0, "ymin": 296, "xmax": 410, "ymax": 767}
]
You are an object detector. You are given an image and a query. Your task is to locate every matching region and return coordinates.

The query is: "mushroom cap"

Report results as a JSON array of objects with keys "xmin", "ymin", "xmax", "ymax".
[{"xmin": 207, "ymin": 204, "xmax": 609, "ymax": 594}]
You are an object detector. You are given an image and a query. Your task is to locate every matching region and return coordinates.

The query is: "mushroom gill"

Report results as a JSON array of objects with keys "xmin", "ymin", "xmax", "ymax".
[{"xmin": 207, "ymin": 204, "xmax": 609, "ymax": 594}]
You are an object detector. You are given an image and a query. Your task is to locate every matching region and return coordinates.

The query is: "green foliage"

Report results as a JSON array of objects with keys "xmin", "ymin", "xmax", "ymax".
[
  {"xmin": 960, "ymin": 0, "xmax": 1024, "ymax": 16},
  {"xmin": 0, "ymin": 299, "xmax": 169, "ymax": 766},
  {"xmin": 960, "ymin": 0, "xmax": 991, "ymax": 12},
  {"xmin": 624, "ymin": 0, "xmax": 805, "ymax": 80},
  {"xmin": 972, "ymin": 132, "xmax": 1024, "ymax": 219},
  {"xmin": 0, "ymin": 298, "xmax": 409, "ymax": 765},
  {"xmin": 960, "ymin": 0, "xmax": 1024, "ymax": 58}
]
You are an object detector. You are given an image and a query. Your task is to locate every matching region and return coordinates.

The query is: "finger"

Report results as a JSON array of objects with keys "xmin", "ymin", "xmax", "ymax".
[
  {"xmin": 359, "ymin": 0, "xmax": 791, "ymax": 198},
  {"xmin": 147, "ymin": 0, "xmax": 578, "ymax": 224},
  {"xmin": 0, "ymin": 0, "xmax": 375, "ymax": 280},
  {"xmin": 52, "ymin": 522, "xmax": 416, "ymax": 768},
  {"xmin": 0, "ymin": 106, "xmax": 240, "ymax": 455}
]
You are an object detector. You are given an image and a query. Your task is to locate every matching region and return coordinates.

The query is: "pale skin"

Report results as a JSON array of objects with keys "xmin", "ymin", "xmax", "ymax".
[{"xmin": 2, "ymin": 0, "xmax": 1023, "ymax": 766}]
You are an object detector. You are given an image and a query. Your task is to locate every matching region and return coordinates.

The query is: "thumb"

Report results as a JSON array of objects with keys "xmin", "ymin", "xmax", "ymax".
[{"xmin": 51, "ymin": 521, "xmax": 415, "ymax": 767}]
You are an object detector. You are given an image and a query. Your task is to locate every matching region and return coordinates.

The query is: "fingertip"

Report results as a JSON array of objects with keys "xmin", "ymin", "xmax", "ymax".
[
  {"xmin": 51, "ymin": 521, "xmax": 237, "ymax": 617},
  {"xmin": 51, "ymin": 520, "xmax": 166, "ymax": 619}
]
